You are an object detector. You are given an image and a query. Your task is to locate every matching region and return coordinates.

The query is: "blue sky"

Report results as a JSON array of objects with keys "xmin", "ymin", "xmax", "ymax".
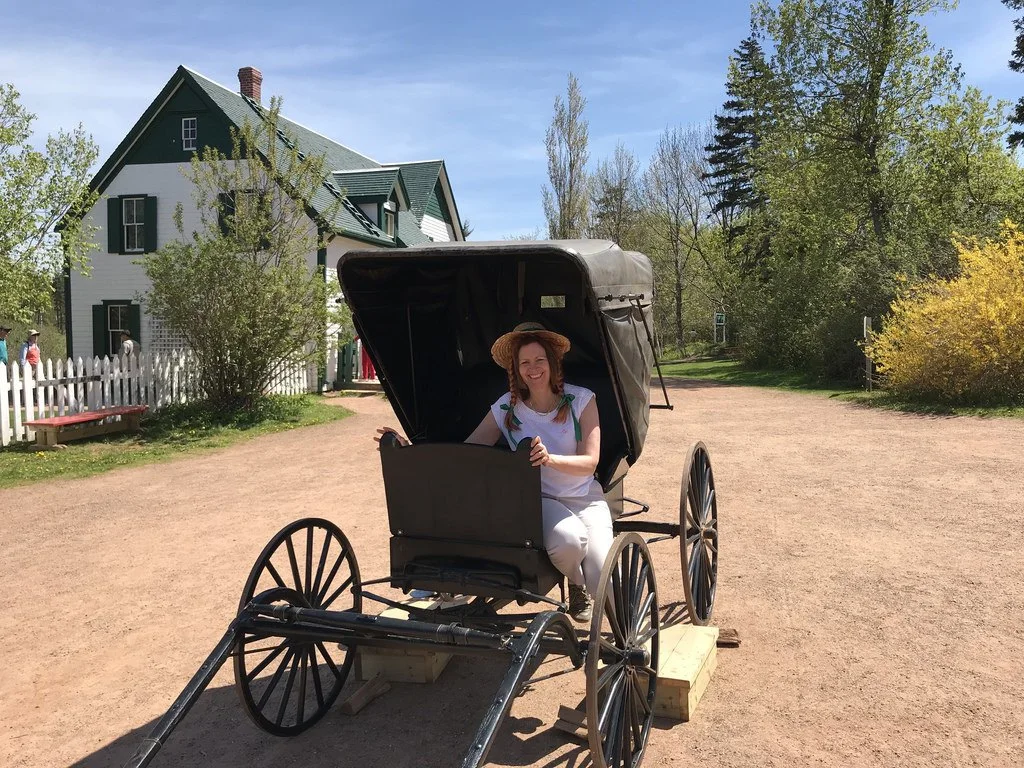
[{"xmin": 1, "ymin": 0, "xmax": 1021, "ymax": 240}]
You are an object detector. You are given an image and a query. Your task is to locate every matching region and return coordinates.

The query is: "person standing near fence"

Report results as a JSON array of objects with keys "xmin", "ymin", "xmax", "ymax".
[
  {"xmin": 0, "ymin": 325, "xmax": 11, "ymax": 366},
  {"xmin": 19, "ymin": 329, "xmax": 40, "ymax": 367},
  {"xmin": 119, "ymin": 330, "xmax": 136, "ymax": 357}
]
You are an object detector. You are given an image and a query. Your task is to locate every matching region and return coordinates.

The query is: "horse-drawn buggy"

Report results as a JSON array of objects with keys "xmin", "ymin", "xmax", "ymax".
[{"xmin": 122, "ymin": 240, "xmax": 719, "ymax": 768}]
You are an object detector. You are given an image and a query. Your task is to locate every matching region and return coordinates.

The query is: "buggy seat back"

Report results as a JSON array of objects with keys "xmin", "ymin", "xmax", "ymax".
[{"xmin": 379, "ymin": 437, "xmax": 561, "ymax": 599}]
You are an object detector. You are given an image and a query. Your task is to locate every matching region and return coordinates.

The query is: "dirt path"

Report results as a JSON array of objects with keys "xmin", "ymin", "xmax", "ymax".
[{"xmin": 2, "ymin": 382, "xmax": 1023, "ymax": 768}]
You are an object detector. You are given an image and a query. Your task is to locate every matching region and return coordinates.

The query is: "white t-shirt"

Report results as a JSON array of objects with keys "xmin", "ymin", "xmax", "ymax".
[{"xmin": 490, "ymin": 383, "xmax": 602, "ymax": 499}]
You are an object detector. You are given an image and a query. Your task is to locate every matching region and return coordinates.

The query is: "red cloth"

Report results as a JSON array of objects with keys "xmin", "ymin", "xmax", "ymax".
[{"xmin": 360, "ymin": 344, "xmax": 376, "ymax": 380}]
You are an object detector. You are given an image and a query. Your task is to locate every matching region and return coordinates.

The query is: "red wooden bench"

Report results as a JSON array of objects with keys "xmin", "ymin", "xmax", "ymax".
[{"xmin": 24, "ymin": 405, "xmax": 148, "ymax": 448}]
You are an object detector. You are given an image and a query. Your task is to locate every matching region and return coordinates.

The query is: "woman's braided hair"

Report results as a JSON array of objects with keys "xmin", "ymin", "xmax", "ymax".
[{"xmin": 504, "ymin": 333, "xmax": 571, "ymax": 434}]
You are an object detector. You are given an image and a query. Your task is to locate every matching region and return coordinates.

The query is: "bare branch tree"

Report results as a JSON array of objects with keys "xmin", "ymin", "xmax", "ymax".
[
  {"xmin": 644, "ymin": 123, "xmax": 716, "ymax": 349},
  {"xmin": 542, "ymin": 73, "xmax": 590, "ymax": 239}
]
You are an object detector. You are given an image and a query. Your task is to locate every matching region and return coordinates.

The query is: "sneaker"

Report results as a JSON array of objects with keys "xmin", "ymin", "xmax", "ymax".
[{"xmin": 568, "ymin": 584, "xmax": 593, "ymax": 623}]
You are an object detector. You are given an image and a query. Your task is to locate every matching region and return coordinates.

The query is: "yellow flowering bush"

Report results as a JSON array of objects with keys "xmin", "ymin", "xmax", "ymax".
[{"xmin": 869, "ymin": 221, "xmax": 1024, "ymax": 404}]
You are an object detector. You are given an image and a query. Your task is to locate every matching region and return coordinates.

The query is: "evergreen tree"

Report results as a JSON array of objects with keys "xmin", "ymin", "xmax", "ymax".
[
  {"xmin": 703, "ymin": 36, "xmax": 768, "ymax": 237},
  {"xmin": 1002, "ymin": 0, "xmax": 1024, "ymax": 146}
]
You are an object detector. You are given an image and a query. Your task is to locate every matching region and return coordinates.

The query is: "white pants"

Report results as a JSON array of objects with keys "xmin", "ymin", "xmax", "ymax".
[{"xmin": 542, "ymin": 492, "xmax": 614, "ymax": 597}]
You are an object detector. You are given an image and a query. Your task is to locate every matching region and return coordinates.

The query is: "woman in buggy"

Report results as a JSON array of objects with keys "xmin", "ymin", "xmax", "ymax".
[{"xmin": 378, "ymin": 321, "xmax": 611, "ymax": 623}]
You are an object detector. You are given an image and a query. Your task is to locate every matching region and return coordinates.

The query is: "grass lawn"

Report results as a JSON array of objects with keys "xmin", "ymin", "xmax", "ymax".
[
  {"xmin": 0, "ymin": 395, "xmax": 351, "ymax": 489},
  {"xmin": 658, "ymin": 358, "xmax": 1024, "ymax": 419}
]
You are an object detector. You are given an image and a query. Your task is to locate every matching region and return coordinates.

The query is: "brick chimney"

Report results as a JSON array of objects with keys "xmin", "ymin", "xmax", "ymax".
[{"xmin": 238, "ymin": 67, "xmax": 263, "ymax": 103}]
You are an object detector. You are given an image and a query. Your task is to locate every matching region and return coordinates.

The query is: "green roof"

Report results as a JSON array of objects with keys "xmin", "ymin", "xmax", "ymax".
[
  {"xmin": 81, "ymin": 66, "xmax": 462, "ymax": 248},
  {"xmin": 332, "ymin": 168, "xmax": 399, "ymax": 199},
  {"xmin": 184, "ymin": 69, "xmax": 395, "ymax": 246},
  {"xmin": 389, "ymin": 161, "xmax": 443, "ymax": 223},
  {"xmin": 396, "ymin": 210, "xmax": 431, "ymax": 246}
]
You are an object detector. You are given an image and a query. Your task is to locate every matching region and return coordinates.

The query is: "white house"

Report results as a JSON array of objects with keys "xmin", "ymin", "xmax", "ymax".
[{"xmin": 66, "ymin": 65, "xmax": 464, "ymax": 386}]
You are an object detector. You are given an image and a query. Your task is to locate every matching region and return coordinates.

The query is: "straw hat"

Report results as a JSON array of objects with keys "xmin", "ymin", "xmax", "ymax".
[
  {"xmin": 491, "ymin": 322, "xmax": 570, "ymax": 370},
  {"xmin": 28, "ymin": 329, "xmax": 39, "ymax": 337}
]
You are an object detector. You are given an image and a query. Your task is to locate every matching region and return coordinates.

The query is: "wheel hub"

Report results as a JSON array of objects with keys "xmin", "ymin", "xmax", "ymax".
[{"xmin": 625, "ymin": 646, "xmax": 650, "ymax": 668}]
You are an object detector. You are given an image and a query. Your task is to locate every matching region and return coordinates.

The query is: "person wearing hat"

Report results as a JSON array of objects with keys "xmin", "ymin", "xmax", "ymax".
[
  {"xmin": 19, "ymin": 329, "xmax": 41, "ymax": 368},
  {"xmin": 375, "ymin": 322, "xmax": 610, "ymax": 623},
  {"xmin": 0, "ymin": 325, "xmax": 11, "ymax": 367},
  {"xmin": 119, "ymin": 330, "xmax": 136, "ymax": 358}
]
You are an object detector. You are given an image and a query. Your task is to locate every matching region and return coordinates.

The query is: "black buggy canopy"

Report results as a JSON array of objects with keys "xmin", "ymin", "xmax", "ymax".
[{"xmin": 337, "ymin": 240, "xmax": 657, "ymax": 489}]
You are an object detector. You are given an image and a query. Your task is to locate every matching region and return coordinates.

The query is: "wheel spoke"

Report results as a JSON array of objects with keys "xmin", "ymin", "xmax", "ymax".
[
  {"xmin": 603, "ymin": 591, "xmax": 627, "ymax": 648},
  {"xmin": 600, "ymin": 638, "xmax": 621, "ymax": 658},
  {"xmin": 315, "ymin": 642, "xmax": 342, "ymax": 679},
  {"xmin": 314, "ymin": 547, "xmax": 349, "ymax": 606},
  {"xmin": 245, "ymin": 641, "xmax": 288, "ymax": 683},
  {"xmin": 296, "ymin": 646, "xmax": 308, "ymax": 724},
  {"xmin": 632, "ymin": 591, "xmax": 656, "ymax": 638},
  {"xmin": 256, "ymin": 648, "xmax": 294, "ymax": 711},
  {"xmin": 321, "ymin": 575, "xmax": 355, "ymax": 610},
  {"xmin": 263, "ymin": 560, "xmax": 288, "ymax": 591},
  {"xmin": 285, "ymin": 535, "xmax": 303, "ymax": 595},
  {"xmin": 703, "ymin": 487, "xmax": 715, "ymax": 521},
  {"xmin": 598, "ymin": 668, "xmax": 626, "ymax": 732},
  {"xmin": 597, "ymin": 660, "xmax": 625, "ymax": 693},
  {"xmin": 304, "ymin": 526, "xmax": 314, "ymax": 601},
  {"xmin": 275, "ymin": 649, "xmax": 302, "ymax": 726},
  {"xmin": 636, "ymin": 625, "xmax": 658, "ymax": 646},
  {"xmin": 630, "ymin": 673, "xmax": 652, "ymax": 716},
  {"xmin": 308, "ymin": 645, "xmax": 325, "ymax": 708},
  {"xmin": 620, "ymin": 684, "xmax": 633, "ymax": 767},
  {"xmin": 603, "ymin": 678, "xmax": 625, "ymax": 764},
  {"xmin": 309, "ymin": 532, "xmax": 334, "ymax": 602},
  {"xmin": 627, "ymin": 679, "xmax": 642, "ymax": 762},
  {"xmin": 685, "ymin": 489, "xmax": 699, "ymax": 534}
]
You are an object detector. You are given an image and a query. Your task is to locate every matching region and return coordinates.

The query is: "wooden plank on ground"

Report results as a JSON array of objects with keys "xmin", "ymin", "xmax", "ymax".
[{"xmin": 653, "ymin": 624, "xmax": 719, "ymax": 722}]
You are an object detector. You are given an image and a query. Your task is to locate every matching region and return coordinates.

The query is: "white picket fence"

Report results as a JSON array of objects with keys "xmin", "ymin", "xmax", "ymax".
[{"xmin": 1, "ymin": 350, "xmax": 316, "ymax": 447}]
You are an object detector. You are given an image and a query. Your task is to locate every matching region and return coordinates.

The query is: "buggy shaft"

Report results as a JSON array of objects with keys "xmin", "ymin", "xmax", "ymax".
[
  {"xmin": 120, "ymin": 620, "xmax": 240, "ymax": 768},
  {"xmin": 249, "ymin": 603, "xmax": 513, "ymax": 649}
]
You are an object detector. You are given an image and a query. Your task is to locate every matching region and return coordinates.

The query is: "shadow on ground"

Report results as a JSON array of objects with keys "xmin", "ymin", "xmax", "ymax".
[{"xmin": 70, "ymin": 654, "xmax": 605, "ymax": 768}]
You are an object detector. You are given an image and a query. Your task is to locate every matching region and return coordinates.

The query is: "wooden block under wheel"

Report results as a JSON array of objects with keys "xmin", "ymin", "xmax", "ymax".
[{"xmin": 652, "ymin": 624, "xmax": 719, "ymax": 721}]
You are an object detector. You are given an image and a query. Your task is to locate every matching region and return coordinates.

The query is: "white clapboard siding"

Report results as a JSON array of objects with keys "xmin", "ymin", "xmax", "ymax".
[{"xmin": 1, "ymin": 348, "xmax": 317, "ymax": 446}]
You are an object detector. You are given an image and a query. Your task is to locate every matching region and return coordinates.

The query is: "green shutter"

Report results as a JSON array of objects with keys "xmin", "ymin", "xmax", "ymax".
[
  {"xmin": 128, "ymin": 304, "xmax": 142, "ymax": 349},
  {"xmin": 107, "ymin": 198, "xmax": 121, "ymax": 253},
  {"xmin": 92, "ymin": 304, "xmax": 106, "ymax": 357},
  {"xmin": 144, "ymin": 196, "xmax": 158, "ymax": 252}
]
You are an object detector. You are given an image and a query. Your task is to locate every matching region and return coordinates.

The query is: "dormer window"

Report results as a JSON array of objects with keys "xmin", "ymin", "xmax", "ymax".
[
  {"xmin": 383, "ymin": 209, "xmax": 395, "ymax": 237},
  {"xmin": 182, "ymin": 117, "xmax": 197, "ymax": 151}
]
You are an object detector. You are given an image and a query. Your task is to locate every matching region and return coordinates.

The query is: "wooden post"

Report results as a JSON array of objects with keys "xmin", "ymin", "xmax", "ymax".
[
  {"xmin": 863, "ymin": 316, "xmax": 873, "ymax": 392},
  {"xmin": 0, "ymin": 363, "xmax": 10, "ymax": 447}
]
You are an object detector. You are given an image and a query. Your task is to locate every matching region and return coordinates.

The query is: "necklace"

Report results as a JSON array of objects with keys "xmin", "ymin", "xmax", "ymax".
[{"xmin": 527, "ymin": 396, "xmax": 561, "ymax": 415}]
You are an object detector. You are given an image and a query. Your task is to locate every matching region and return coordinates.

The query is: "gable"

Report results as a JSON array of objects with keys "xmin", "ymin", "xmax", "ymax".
[
  {"xmin": 425, "ymin": 179, "xmax": 453, "ymax": 224},
  {"xmin": 122, "ymin": 80, "xmax": 234, "ymax": 165}
]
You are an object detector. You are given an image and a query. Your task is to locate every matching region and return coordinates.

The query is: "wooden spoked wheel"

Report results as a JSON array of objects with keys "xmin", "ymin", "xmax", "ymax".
[
  {"xmin": 586, "ymin": 532, "xmax": 660, "ymax": 768},
  {"xmin": 680, "ymin": 442, "xmax": 718, "ymax": 626},
  {"xmin": 233, "ymin": 518, "xmax": 361, "ymax": 736}
]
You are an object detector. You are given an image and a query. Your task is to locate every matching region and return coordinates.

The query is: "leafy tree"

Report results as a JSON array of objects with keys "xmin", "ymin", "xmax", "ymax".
[
  {"xmin": 460, "ymin": 218, "xmax": 474, "ymax": 239},
  {"xmin": 734, "ymin": 0, "xmax": 968, "ymax": 377},
  {"xmin": 1002, "ymin": 0, "xmax": 1024, "ymax": 146},
  {"xmin": 543, "ymin": 73, "xmax": 590, "ymax": 239},
  {"xmin": 141, "ymin": 97, "xmax": 340, "ymax": 412},
  {"xmin": 0, "ymin": 83, "xmax": 98, "ymax": 323},
  {"xmin": 589, "ymin": 141, "xmax": 642, "ymax": 248}
]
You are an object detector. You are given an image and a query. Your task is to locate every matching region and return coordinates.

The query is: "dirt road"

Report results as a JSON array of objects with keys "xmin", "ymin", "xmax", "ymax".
[{"xmin": 2, "ymin": 381, "xmax": 1023, "ymax": 768}]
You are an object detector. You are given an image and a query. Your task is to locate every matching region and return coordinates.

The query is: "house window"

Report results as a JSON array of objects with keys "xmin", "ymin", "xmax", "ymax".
[
  {"xmin": 182, "ymin": 117, "xmax": 197, "ymax": 151},
  {"xmin": 383, "ymin": 209, "xmax": 395, "ymax": 237},
  {"xmin": 107, "ymin": 304, "xmax": 130, "ymax": 356},
  {"xmin": 122, "ymin": 197, "xmax": 146, "ymax": 253}
]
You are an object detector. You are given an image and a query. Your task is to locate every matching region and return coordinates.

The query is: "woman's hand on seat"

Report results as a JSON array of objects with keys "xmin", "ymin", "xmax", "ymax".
[
  {"xmin": 529, "ymin": 435, "xmax": 550, "ymax": 467},
  {"xmin": 375, "ymin": 426, "xmax": 409, "ymax": 448}
]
